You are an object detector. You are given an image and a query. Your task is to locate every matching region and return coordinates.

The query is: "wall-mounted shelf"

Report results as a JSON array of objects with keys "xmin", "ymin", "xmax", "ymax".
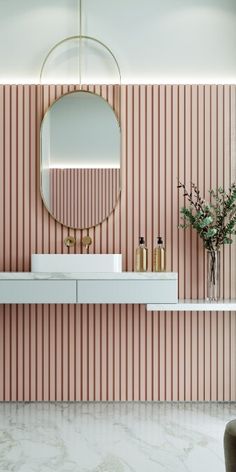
[{"xmin": 146, "ymin": 299, "xmax": 236, "ymax": 311}]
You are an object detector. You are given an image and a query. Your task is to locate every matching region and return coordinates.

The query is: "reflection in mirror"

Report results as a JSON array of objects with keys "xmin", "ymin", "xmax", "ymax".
[{"xmin": 41, "ymin": 91, "xmax": 120, "ymax": 228}]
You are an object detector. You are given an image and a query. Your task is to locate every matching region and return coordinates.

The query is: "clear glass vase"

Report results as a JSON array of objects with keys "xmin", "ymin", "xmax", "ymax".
[{"xmin": 207, "ymin": 250, "xmax": 220, "ymax": 301}]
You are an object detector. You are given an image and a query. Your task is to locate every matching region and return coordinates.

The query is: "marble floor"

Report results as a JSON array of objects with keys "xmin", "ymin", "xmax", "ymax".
[{"xmin": 0, "ymin": 402, "xmax": 235, "ymax": 472}]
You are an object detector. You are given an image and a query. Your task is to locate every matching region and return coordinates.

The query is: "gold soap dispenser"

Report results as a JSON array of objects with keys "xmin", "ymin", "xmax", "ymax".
[
  {"xmin": 153, "ymin": 236, "xmax": 166, "ymax": 272},
  {"xmin": 136, "ymin": 237, "xmax": 148, "ymax": 272}
]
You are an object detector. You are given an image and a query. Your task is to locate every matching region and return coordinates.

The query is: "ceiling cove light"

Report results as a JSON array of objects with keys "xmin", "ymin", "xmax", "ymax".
[{"xmin": 39, "ymin": 0, "xmax": 121, "ymax": 87}]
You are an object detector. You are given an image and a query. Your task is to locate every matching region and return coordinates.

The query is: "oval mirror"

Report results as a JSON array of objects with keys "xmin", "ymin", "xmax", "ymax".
[{"xmin": 40, "ymin": 91, "xmax": 121, "ymax": 229}]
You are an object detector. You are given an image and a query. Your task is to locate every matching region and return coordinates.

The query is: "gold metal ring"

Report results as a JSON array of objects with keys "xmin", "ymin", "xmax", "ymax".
[{"xmin": 39, "ymin": 35, "xmax": 121, "ymax": 84}]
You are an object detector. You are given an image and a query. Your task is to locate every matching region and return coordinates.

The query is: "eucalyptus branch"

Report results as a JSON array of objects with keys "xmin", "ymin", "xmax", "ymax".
[{"xmin": 178, "ymin": 181, "xmax": 236, "ymax": 251}]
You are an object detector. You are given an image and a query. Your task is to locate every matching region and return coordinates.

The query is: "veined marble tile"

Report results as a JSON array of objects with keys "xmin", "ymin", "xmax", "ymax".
[{"xmin": 0, "ymin": 402, "xmax": 235, "ymax": 471}]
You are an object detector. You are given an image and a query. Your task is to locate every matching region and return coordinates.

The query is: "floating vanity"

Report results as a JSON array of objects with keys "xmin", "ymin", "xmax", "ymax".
[
  {"xmin": 1, "ymin": 255, "xmax": 234, "ymax": 309},
  {"xmin": 0, "ymin": 272, "xmax": 235, "ymax": 310},
  {"xmin": 0, "ymin": 272, "xmax": 178, "ymax": 304}
]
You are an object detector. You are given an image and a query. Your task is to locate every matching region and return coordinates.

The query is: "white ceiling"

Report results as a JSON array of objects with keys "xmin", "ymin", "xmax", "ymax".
[{"xmin": 0, "ymin": 0, "xmax": 236, "ymax": 83}]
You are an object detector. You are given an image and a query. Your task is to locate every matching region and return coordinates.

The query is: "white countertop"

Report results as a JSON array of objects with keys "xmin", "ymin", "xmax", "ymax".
[{"xmin": 0, "ymin": 272, "xmax": 178, "ymax": 280}]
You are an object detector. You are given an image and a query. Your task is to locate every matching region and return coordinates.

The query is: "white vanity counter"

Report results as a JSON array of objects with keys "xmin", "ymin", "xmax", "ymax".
[
  {"xmin": 0, "ymin": 272, "xmax": 178, "ymax": 304},
  {"xmin": 0, "ymin": 272, "xmax": 177, "ymax": 280}
]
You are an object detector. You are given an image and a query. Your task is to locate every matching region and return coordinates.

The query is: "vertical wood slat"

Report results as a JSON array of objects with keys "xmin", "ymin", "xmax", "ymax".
[
  {"xmin": 0, "ymin": 84, "xmax": 235, "ymax": 401},
  {"xmin": 50, "ymin": 168, "xmax": 120, "ymax": 229}
]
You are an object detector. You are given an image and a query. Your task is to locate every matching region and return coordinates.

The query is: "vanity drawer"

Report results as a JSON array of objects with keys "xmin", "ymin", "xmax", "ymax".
[
  {"xmin": 0, "ymin": 280, "xmax": 76, "ymax": 303},
  {"xmin": 76, "ymin": 279, "xmax": 178, "ymax": 304}
]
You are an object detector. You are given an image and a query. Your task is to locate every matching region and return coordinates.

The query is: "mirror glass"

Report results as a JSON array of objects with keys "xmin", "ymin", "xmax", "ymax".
[{"xmin": 41, "ymin": 91, "xmax": 121, "ymax": 228}]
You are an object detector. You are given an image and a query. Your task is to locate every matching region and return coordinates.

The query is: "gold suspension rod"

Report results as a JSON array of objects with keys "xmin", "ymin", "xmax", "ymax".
[{"xmin": 78, "ymin": 0, "xmax": 82, "ymax": 87}]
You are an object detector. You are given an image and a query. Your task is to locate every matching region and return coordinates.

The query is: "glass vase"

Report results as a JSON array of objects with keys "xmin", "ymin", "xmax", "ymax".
[{"xmin": 207, "ymin": 250, "xmax": 220, "ymax": 301}]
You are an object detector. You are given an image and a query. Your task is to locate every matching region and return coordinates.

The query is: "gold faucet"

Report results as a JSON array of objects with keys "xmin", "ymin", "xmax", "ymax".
[{"xmin": 64, "ymin": 235, "xmax": 76, "ymax": 247}]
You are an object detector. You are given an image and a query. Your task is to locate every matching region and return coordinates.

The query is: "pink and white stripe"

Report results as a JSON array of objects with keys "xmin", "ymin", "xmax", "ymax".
[{"xmin": 0, "ymin": 84, "xmax": 235, "ymax": 401}]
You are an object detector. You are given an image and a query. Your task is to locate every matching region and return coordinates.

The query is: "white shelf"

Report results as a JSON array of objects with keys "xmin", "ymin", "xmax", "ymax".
[{"xmin": 146, "ymin": 299, "xmax": 236, "ymax": 312}]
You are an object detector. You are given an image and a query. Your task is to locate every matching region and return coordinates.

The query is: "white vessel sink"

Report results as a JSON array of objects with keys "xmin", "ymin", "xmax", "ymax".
[{"xmin": 31, "ymin": 254, "xmax": 122, "ymax": 273}]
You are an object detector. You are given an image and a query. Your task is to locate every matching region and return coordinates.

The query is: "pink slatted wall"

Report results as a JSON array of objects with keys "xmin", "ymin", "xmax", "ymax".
[
  {"xmin": 50, "ymin": 168, "xmax": 120, "ymax": 228},
  {"xmin": 0, "ymin": 84, "xmax": 235, "ymax": 401}
]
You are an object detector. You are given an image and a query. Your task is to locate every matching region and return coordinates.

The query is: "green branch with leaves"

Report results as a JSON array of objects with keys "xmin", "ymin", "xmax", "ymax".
[{"xmin": 178, "ymin": 182, "xmax": 236, "ymax": 252}]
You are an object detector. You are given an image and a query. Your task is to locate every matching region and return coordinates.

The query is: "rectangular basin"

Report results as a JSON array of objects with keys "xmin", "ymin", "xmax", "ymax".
[{"xmin": 31, "ymin": 254, "xmax": 122, "ymax": 273}]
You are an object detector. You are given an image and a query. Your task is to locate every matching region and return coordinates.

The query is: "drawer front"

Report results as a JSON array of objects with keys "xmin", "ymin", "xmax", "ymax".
[
  {"xmin": 0, "ymin": 280, "xmax": 76, "ymax": 303},
  {"xmin": 77, "ymin": 280, "xmax": 178, "ymax": 304}
]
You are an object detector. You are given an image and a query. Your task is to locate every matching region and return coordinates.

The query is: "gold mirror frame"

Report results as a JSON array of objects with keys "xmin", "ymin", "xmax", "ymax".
[
  {"xmin": 39, "ymin": 34, "xmax": 121, "ymax": 230},
  {"xmin": 40, "ymin": 89, "xmax": 121, "ymax": 229}
]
